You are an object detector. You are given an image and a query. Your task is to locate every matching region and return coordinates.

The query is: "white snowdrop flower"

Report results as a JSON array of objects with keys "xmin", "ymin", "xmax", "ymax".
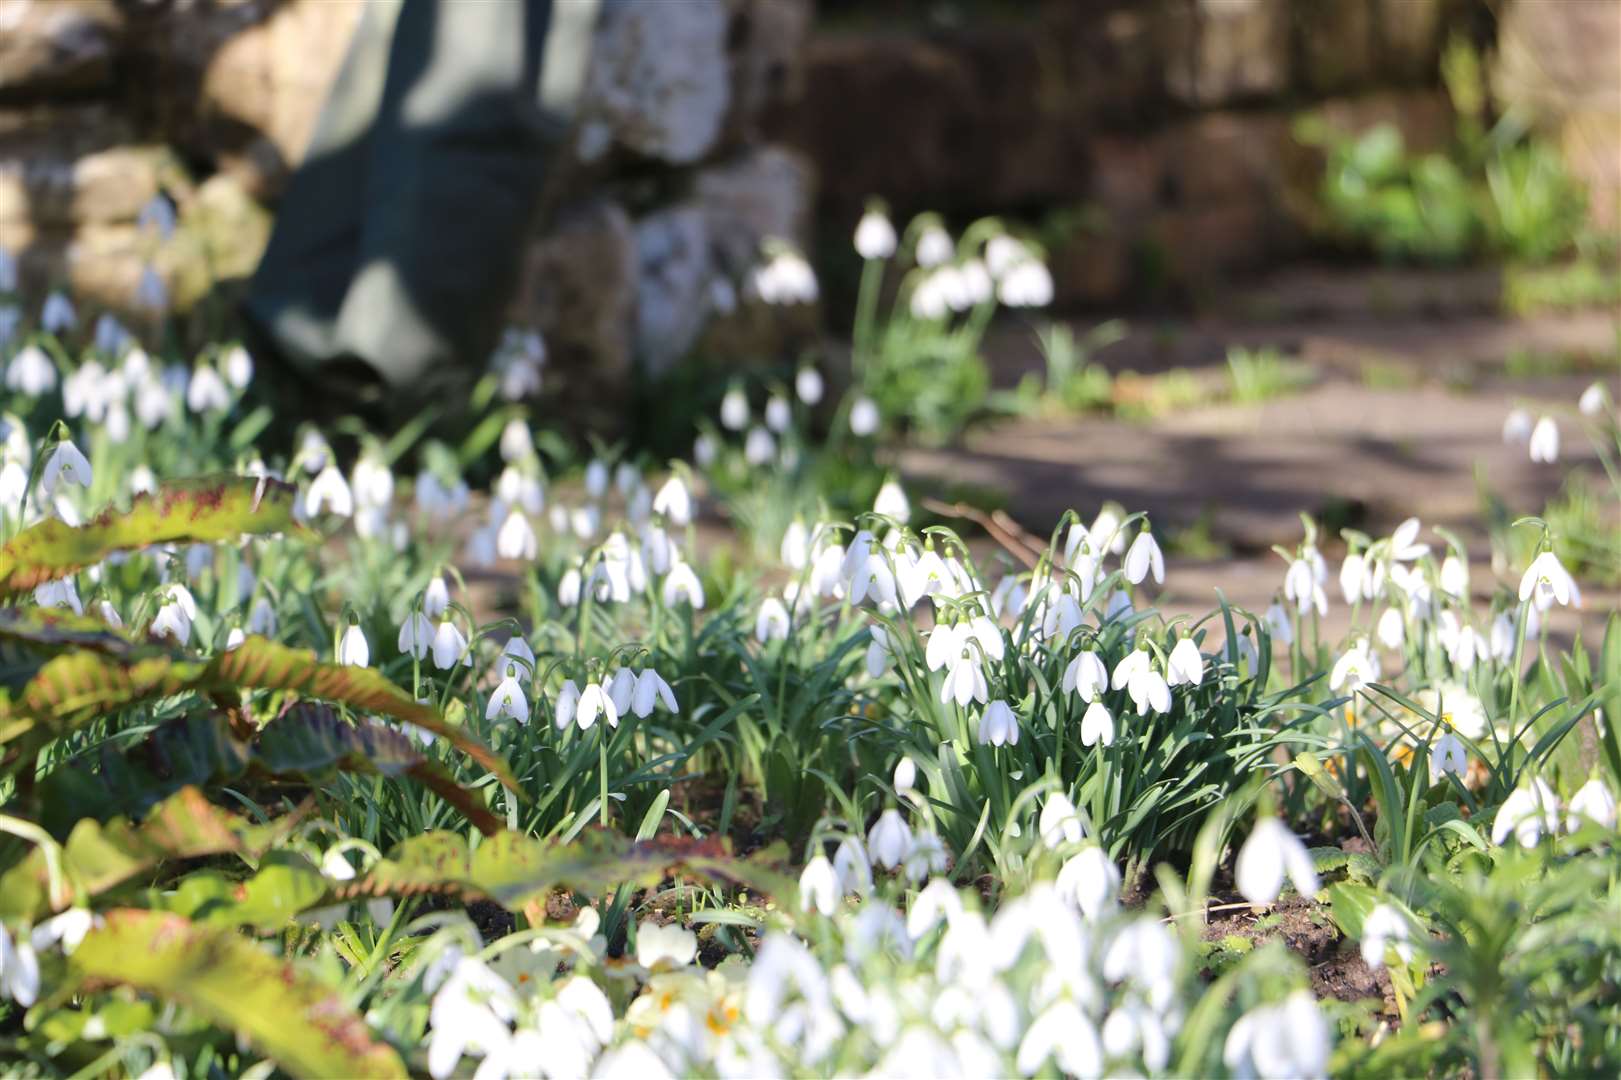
[
  {"xmin": 662, "ymin": 560, "xmax": 704, "ymax": 609},
  {"xmin": 996, "ymin": 258, "xmax": 1054, "ymax": 308},
  {"xmin": 41, "ymin": 291, "xmax": 76, "ymax": 333},
  {"xmin": 755, "ymin": 596, "xmax": 790, "ymax": 642},
  {"xmin": 39, "ymin": 441, "xmax": 92, "ymax": 497},
  {"xmin": 867, "ymin": 809, "xmax": 912, "ymax": 869},
  {"xmin": 652, "ymin": 474, "xmax": 691, "ymax": 525},
  {"xmin": 1492, "ymin": 777, "xmax": 1560, "ymax": 847},
  {"xmin": 1039, "ymin": 793, "xmax": 1085, "ymax": 849},
  {"xmin": 137, "ymin": 194, "xmax": 176, "ymax": 239},
  {"xmin": 903, "ymin": 830, "xmax": 948, "ymax": 882},
  {"xmin": 865, "ymin": 623, "xmax": 891, "ymax": 677},
  {"xmin": 1223, "ymin": 991, "xmax": 1330, "ymax": 1080},
  {"xmin": 960, "ymin": 258, "xmax": 993, "ymax": 305},
  {"xmin": 0, "ymin": 923, "xmax": 41, "ymax": 1007},
  {"xmin": 35, "ymin": 578, "xmax": 83, "ymax": 616},
  {"xmin": 991, "ymin": 573, "xmax": 1028, "ymax": 618},
  {"xmin": 1284, "ymin": 556, "xmax": 1327, "ymax": 616},
  {"xmin": 795, "ymin": 366, "xmax": 824, "ymax": 405},
  {"xmin": 392, "ymin": 609, "xmax": 431, "ymax": 661},
  {"xmin": 743, "ymin": 425, "xmax": 775, "ymax": 466},
  {"xmin": 7, "ymin": 344, "xmax": 57, "ymax": 396},
  {"xmin": 849, "ymin": 395, "xmax": 880, "ymax": 436},
  {"xmin": 854, "ymin": 208, "xmax": 898, "ymax": 259},
  {"xmin": 1330, "ymin": 637, "xmax": 1380, "ymax": 692},
  {"xmin": 1235, "ymin": 817, "xmax": 1319, "ymax": 905},
  {"xmin": 798, "ymin": 854, "xmax": 839, "ymax": 916},
  {"xmin": 915, "ymin": 224, "xmax": 953, "ymax": 268},
  {"xmin": 132, "ymin": 377, "xmax": 171, "ymax": 430},
  {"xmin": 134, "ymin": 266, "xmax": 168, "ymax": 313},
  {"xmin": 419, "ymin": 575, "xmax": 450, "ymax": 620},
  {"xmin": 1080, "ymin": 700, "xmax": 1115, "ymax": 747},
  {"xmin": 719, "ymin": 387, "xmax": 751, "ymax": 433},
  {"xmin": 1528, "ymin": 416, "xmax": 1559, "ymax": 463},
  {"xmin": 764, "ymin": 394, "xmax": 791, "ymax": 433},
  {"xmin": 1123, "ymin": 528, "xmax": 1164, "ymax": 585},
  {"xmin": 984, "ymin": 234, "xmax": 1031, "ymax": 279},
  {"xmin": 1439, "ymin": 553, "xmax": 1469, "ymax": 599},
  {"xmin": 575, "ymin": 681, "xmax": 619, "ymax": 731},
  {"xmin": 893, "ymin": 755, "xmax": 917, "ymax": 794},
  {"xmin": 632, "ymin": 668, "xmax": 678, "ymax": 717},
  {"xmin": 29, "ymin": 908, "xmax": 97, "ymax": 957},
  {"xmin": 570, "ymin": 503, "xmax": 599, "ymax": 539},
  {"xmin": 1431, "ymin": 732, "xmax": 1468, "ymax": 783},
  {"xmin": 1018, "ymin": 1000, "xmax": 1102, "ymax": 1077},
  {"xmin": 1062, "ymin": 649, "xmax": 1108, "ymax": 702},
  {"xmin": 223, "ymin": 345, "xmax": 253, "ymax": 389},
  {"xmin": 604, "ymin": 667, "xmax": 634, "ymax": 715},
  {"xmin": 1354, "ymin": 904, "xmax": 1413, "ymax": 973},
  {"xmin": 95, "ymin": 598, "xmax": 121, "ymax": 627},
  {"xmin": 1566, "ymin": 778, "xmax": 1617, "ymax": 832},
  {"xmin": 430, "ymin": 620, "xmax": 470, "ymax": 670},
  {"xmin": 582, "ymin": 458, "xmax": 609, "ymax": 500},
  {"xmin": 641, "ymin": 522, "xmax": 672, "ymax": 575},
  {"xmin": 1502, "ymin": 407, "xmax": 1532, "ymax": 443},
  {"xmin": 496, "ymin": 509, "xmax": 537, "ymax": 560},
  {"xmin": 185, "ymin": 365, "xmax": 229, "ymax": 413},
  {"xmin": 498, "ymin": 419, "xmax": 532, "ymax": 463},
  {"xmin": 303, "ymin": 465, "xmax": 353, "ymax": 518},
  {"xmin": 873, "ymin": 478, "xmax": 910, "ymax": 523},
  {"xmin": 780, "ymin": 518, "xmax": 810, "ymax": 570},
  {"xmin": 611, "ymin": 461, "xmax": 639, "ymax": 497},
  {"xmin": 693, "ymin": 431, "xmax": 718, "ymax": 469},
  {"xmin": 1578, "ymin": 380, "xmax": 1608, "ymax": 416},
  {"xmin": 337, "ymin": 624, "xmax": 369, "ymax": 667},
  {"xmin": 480, "ymin": 668, "xmax": 528, "ymax": 724},
  {"xmin": 1338, "ymin": 552, "xmax": 1366, "ymax": 606},
  {"xmin": 223, "ymin": 627, "xmax": 245, "ymax": 650},
  {"xmin": 1165, "ymin": 637, "xmax": 1204, "ymax": 687},
  {"xmin": 977, "ymin": 699, "xmax": 1020, "ymax": 747},
  {"xmin": 635, "ymin": 919, "xmax": 696, "ymax": 972},
  {"xmin": 751, "ymin": 246, "xmax": 819, "ymax": 305},
  {"xmin": 1057, "ymin": 845, "xmax": 1121, "ymax": 919},
  {"xmin": 833, "ymin": 836, "xmax": 873, "ymax": 895},
  {"xmin": 1518, "ymin": 550, "xmax": 1581, "ymax": 610},
  {"xmin": 496, "ymin": 637, "xmax": 534, "ymax": 684},
  {"xmin": 909, "ymin": 272, "xmax": 950, "ymax": 320},
  {"xmin": 939, "ymin": 651, "xmax": 988, "ymax": 707},
  {"xmin": 351, "ymin": 456, "xmax": 394, "ymax": 510},
  {"xmin": 1264, "ymin": 602, "xmax": 1294, "ymax": 646},
  {"xmin": 552, "ymin": 679, "xmax": 581, "ymax": 730},
  {"xmin": 248, "ymin": 596, "xmax": 277, "ymax": 636},
  {"xmin": 1111, "ymin": 648, "xmax": 1171, "ymax": 716},
  {"xmin": 556, "ymin": 566, "xmax": 582, "ymax": 608}
]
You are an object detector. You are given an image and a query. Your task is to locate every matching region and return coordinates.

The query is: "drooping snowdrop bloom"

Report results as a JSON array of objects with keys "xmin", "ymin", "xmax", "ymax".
[
  {"xmin": 798, "ymin": 855, "xmax": 839, "ymax": 916},
  {"xmin": 854, "ymin": 208, "xmax": 898, "ymax": 259},
  {"xmin": 430, "ymin": 620, "xmax": 470, "ymax": 670},
  {"xmin": 1492, "ymin": 777, "xmax": 1560, "ymax": 848},
  {"xmin": 652, "ymin": 474, "xmax": 691, "ymax": 525},
  {"xmin": 186, "ymin": 365, "xmax": 230, "ymax": 413},
  {"xmin": 0, "ymin": 923, "xmax": 41, "ymax": 1007},
  {"xmin": 351, "ymin": 455, "xmax": 395, "ymax": 511},
  {"xmin": 303, "ymin": 465, "xmax": 353, "ymax": 518},
  {"xmin": 552, "ymin": 679, "xmax": 581, "ymax": 730},
  {"xmin": 1056, "ymin": 845, "xmax": 1121, "ymax": 919},
  {"xmin": 755, "ymin": 596, "xmax": 790, "ymax": 643},
  {"xmin": 496, "ymin": 508, "xmax": 537, "ymax": 560},
  {"xmin": 719, "ymin": 386, "xmax": 749, "ymax": 431},
  {"xmin": 41, "ymin": 290, "xmax": 76, "ymax": 334},
  {"xmin": 223, "ymin": 345, "xmax": 253, "ymax": 389},
  {"xmin": 39, "ymin": 440, "xmax": 92, "ymax": 497},
  {"xmin": 997, "ymin": 258, "xmax": 1054, "ymax": 308},
  {"xmin": 977, "ymin": 699, "xmax": 1019, "ymax": 747},
  {"xmin": 1111, "ymin": 648, "xmax": 1170, "ymax": 716},
  {"xmin": 892, "ymin": 756, "xmax": 917, "ymax": 796},
  {"xmin": 1527, "ymin": 414, "xmax": 1562, "ymax": 463},
  {"xmin": 1578, "ymin": 381, "xmax": 1608, "ymax": 416},
  {"xmin": 914, "ymin": 223, "xmax": 953, "ymax": 268},
  {"xmin": 867, "ymin": 809, "xmax": 912, "ymax": 869},
  {"xmin": 1430, "ymin": 732, "xmax": 1468, "ymax": 783},
  {"xmin": 1566, "ymin": 778, "xmax": 1617, "ymax": 832},
  {"xmin": 742, "ymin": 425, "xmax": 775, "ymax": 466},
  {"xmin": 1502, "ymin": 407, "xmax": 1532, "ymax": 443},
  {"xmin": 939, "ymin": 650, "xmax": 988, "ymax": 708},
  {"xmin": 1222, "ymin": 991, "xmax": 1330, "ymax": 1080},
  {"xmin": 751, "ymin": 246, "xmax": 818, "ymax": 305},
  {"xmin": 849, "ymin": 395, "xmax": 880, "ymax": 436},
  {"xmin": 1062, "ymin": 649, "xmax": 1109, "ymax": 702},
  {"xmin": 581, "ymin": 458, "xmax": 609, "ymax": 500},
  {"xmin": 1123, "ymin": 528, "xmax": 1164, "ymax": 585},
  {"xmin": 1519, "ymin": 550, "xmax": 1581, "ymax": 610},
  {"xmin": 1284, "ymin": 555, "xmax": 1326, "ymax": 616},
  {"xmin": 419, "ymin": 575, "xmax": 450, "ymax": 620},
  {"xmin": 1039, "ymin": 793, "xmax": 1085, "ymax": 849},
  {"xmin": 795, "ymin": 366, "xmax": 824, "ymax": 405},
  {"xmin": 247, "ymin": 596, "xmax": 277, "ymax": 636},
  {"xmin": 1338, "ymin": 551, "xmax": 1366, "ymax": 605},
  {"xmin": 337, "ymin": 623, "xmax": 370, "ymax": 667},
  {"xmin": 6, "ymin": 344, "xmax": 55, "ymax": 397},
  {"xmin": 1235, "ymin": 817, "xmax": 1319, "ymax": 905},
  {"xmin": 486, "ymin": 667, "xmax": 529, "ymax": 723},
  {"xmin": 1080, "ymin": 700, "xmax": 1115, "ymax": 747},
  {"xmin": 35, "ymin": 578, "xmax": 83, "ymax": 615},
  {"xmin": 1329, "ymin": 637, "xmax": 1380, "ymax": 693},
  {"xmin": 1165, "ymin": 637, "xmax": 1204, "ymax": 687},
  {"xmin": 1018, "ymin": 1000, "xmax": 1102, "ymax": 1077},
  {"xmin": 1359, "ymin": 903, "xmax": 1413, "ymax": 970},
  {"xmin": 872, "ymin": 478, "xmax": 910, "ymax": 524},
  {"xmin": 1439, "ymin": 552, "xmax": 1469, "ymax": 599},
  {"xmin": 1264, "ymin": 602, "xmax": 1294, "ymax": 646},
  {"xmin": 575, "ymin": 680, "xmax": 619, "ymax": 731},
  {"xmin": 632, "ymin": 668, "xmax": 678, "ymax": 717},
  {"xmin": 662, "ymin": 559, "xmax": 705, "ymax": 609},
  {"xmin": 763, "ymin": 394, "xmax": 791, "ymax": 433},
  {"xmin": 635, "ymin": 920, "xmax": 697, "ymax": 973}
]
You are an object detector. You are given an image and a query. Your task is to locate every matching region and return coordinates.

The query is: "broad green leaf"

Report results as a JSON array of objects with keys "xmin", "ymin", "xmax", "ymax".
[
  {"xmin": 1322, "ymin": 881, "xmax": 1383, "ymax": 938},
  {"xmin": 0, "ymin": 786, "xmax": 290, "ymax": 921},
  {"xmin": 0, "ymin": 606, "xmax": 149, "ymax": 658},
  {"xmin": 0, "ymin": 475, "xmax": 305, "ymax": 594},
  {"xmin": 69, "ymin": 909, "xmax": 405, "ymax": 1079}
]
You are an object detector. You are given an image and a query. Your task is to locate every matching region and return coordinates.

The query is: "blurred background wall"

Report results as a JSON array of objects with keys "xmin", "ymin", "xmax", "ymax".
[{"xmin": 1, "ymin": 0, "xmax": 1616, "ymax": 405}]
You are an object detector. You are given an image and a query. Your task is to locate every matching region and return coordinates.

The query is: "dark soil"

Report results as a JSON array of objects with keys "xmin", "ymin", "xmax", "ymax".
[{"xmin": 1203, "ymin": 894, "xmax": 1394, "ymax": 1011}]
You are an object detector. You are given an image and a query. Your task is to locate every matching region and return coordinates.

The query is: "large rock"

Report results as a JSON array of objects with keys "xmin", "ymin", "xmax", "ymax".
[
  {"xmin": 693, "ymin": 144, "xmax": 814, "ymax": 272},
  {"xmin": 580, "ymin": 0, "xmax": 731, "ymax": 166},
  {"xmin": 0, "ymin": 0, "xmax": 123, "ymax": 98},
  {"xmin": 724, "ymin": 0, "xmax": 813, "ymax": 139},
  {"xmin": 0, "ymin": 106, "xmax": 162, "ymax": 227},
  {"xmin": 1163, "ymin": 0, "xmax": 1289, "ymax": 108},
  {"xmin": 632, "ymin": 204, "xmax": 715, "ymax": 375}
]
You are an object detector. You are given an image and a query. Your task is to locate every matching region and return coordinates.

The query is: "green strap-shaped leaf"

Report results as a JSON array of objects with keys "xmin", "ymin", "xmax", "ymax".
[
  {"xmin": 0, "ymin": 475, "xmax": 305, "ymax": 594},
  {"xmin": 69, "ymin": 909, "xmax": 406, "ymax": 1079},
  {"xmin": 0, "ymin": 786, "xmax": 291, "ymax": 921},
  {"xmin": 0, "ymin": 607, "xmax": 151, "ymax": 658},
  {"xmin": 0, "ymin": 636, "xmax": 517, "ymax": 793}
]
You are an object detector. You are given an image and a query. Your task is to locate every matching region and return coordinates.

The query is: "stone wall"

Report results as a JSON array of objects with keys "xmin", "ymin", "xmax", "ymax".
[{"xmin": 0, "ymin": 0, "xmax": 816, "ymax": 404}]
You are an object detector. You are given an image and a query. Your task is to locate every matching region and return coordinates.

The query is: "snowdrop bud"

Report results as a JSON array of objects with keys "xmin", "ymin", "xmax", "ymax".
[
  {"xmin": 854, "ymin": 209, "xmax": 898, "ymax": 259},
  {"xmin": 1528, "ymin": 416, "xmax": 1559, "ymax": 463},
  {"xmin": 337, "ymin": 624, "xmax": 370, "ymax": 667},
  {"xmin": 1376, "ymin": 606, "xmax": 1405, "ymax": 650},
  {"xmin": 873, "ymin": 479, "xmax": 910, "ymax": 524},
  {"xmin": 652, "ymin": 475, "xmax": 691, "ymax": 525},
  {"xmin": 763, "ymin": 394, "xmax": 791, "ymax": 433},
  {"xmin": 496, "ymin": 510, "xmax": 537, "ymax": 560},
  {"xmin": 849, "ymin": 395, "xmax": 880, "ymax": 436},
  {"xmin": 558, "ymin": 567, "xmax": 582, "ymax": 607},
  {"xmin": 893, "ymin": 756, "xmax": 917, "ymax": 793},
  {"xmin": 498, "ymin": 419, "xmax": 532, "ymax": 463},
  {"xmin": 867, "ymin": 809, "xmax": 912, "ymax": 869},
  {"xmin": 423, "ymin": 575, "xmax": 449, "ymax": 618},
  {"xmin": 795, "ymin": 366, "xmax": 824, "ymax": 405},
  {"xmin": 1578, "ymin": 381, "xmax": 1608, "ymax": 416},
  {"xmin": 1439, "ymin": 553, "xmax": 1469, "ymax": 599},
  {"xmin": 915, "ymin": 224, "xmax": 953, "ymax": 268},
  {"xmin": 1235, "ymin": 817, "xmax": 1319, "ymax": 906},
  {"xmin": 720, "ymin": 387, "xmax": 749, "ymax": 431},
  {"xmin": 1123, "ymin": 529, "xmax": 1164, "ymax": 585},
  {"xmin": 135, "ymin": 266, "xmax": 168, "ymax": 313},
  {"xmin": 1566, "ymin": 778, "xmax": 1617, "ymax": 832},
  {"xmin": 607, "ymin": 667, "xmax": 636, "ymax": 716}
]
